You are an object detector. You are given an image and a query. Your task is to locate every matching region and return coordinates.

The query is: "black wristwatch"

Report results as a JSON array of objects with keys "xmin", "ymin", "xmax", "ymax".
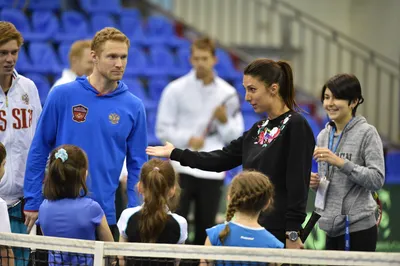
[{"xmin": 286, "ymin": 231, "xmax": 299, "ymax": 242}]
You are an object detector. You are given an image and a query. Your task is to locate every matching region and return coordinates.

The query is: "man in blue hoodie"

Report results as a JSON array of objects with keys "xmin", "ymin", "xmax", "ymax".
[{"xmin": 23, "ymin": 27, "xmax": 148, "ymax": 240}]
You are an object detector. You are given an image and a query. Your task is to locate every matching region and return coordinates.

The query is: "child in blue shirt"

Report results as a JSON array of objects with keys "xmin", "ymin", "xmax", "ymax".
[
  {"xmin": 205, "ymin": 171, "xmax": 283, "ymax": 265},
  {"xmin": 37, "ymin": 145, "xmax": 114, "ymax": 266}
]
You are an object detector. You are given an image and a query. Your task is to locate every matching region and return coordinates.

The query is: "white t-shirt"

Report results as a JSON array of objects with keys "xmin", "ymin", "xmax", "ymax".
[{"xmin": 0, "ymin": 197, "xmax": 11, "ymax": 233}]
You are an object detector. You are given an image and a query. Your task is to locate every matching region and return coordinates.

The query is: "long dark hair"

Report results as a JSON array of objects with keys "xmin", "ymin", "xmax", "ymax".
[{"xmin": 244, "ymin": 58, "xmax": 301, "ymax": 111}]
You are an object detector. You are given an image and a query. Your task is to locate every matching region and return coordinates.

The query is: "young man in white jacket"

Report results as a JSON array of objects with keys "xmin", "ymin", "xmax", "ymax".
[
  {"xmin": 0, "ymin": 22, "xmax": 42, "ymax": 241},
  {"xmin": 156, "ymin": 38, "xmax": 244, "ymax": 245}
]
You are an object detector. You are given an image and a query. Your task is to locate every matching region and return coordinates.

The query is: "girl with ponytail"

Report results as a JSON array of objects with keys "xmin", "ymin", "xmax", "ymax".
[
  {"xmin": 117, "ymin": 158, "xmax": 187, "ymax": 244},
  {"xmin": 38, "ymin": 145, "xmax": 114, "ymax": 265}
]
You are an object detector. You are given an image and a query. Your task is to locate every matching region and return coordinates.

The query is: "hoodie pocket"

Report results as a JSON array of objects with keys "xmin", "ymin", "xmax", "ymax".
[{"xmin": 319, "ymin": 214, "xmax": 346, "ymax": 237}]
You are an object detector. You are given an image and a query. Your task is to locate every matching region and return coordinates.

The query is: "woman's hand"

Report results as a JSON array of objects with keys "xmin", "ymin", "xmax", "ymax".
[
  {"xmin": 313, "ymin": 147, "xmax": 345, "ymax": 168},
  {"xmin": 285, "ymin": 238, "xmax": 304, "ymax": 249},
  {"xmin": 146, "ymin": 141, "xmax": 175, "ymax": 158},
  {"xmin": 310, "ymin": 172, "xmax": 320, "ymax": 189}
]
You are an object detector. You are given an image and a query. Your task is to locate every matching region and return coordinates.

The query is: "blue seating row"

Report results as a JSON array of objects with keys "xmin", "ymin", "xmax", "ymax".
[
  {"xmin": 15, "ymin": 39, "xmax": 240, "ymax": 80},
  {"xmin": 0, "ymin": 0, "xmax": 122, "ymax": 13},
  {"xmin": 0, "ymin": 8, "xmax": 187, "ymax": 47}
]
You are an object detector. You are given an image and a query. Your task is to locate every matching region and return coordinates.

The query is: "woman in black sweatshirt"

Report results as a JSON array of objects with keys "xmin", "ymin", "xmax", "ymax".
[{"xmin": 147, "ymin": 58, "xmax": 315, "ymax": 248}]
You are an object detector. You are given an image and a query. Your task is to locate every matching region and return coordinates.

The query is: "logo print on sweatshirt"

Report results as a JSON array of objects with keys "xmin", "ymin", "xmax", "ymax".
[
  {"xmin": 109, "ymin": 113, "xmax": 120, "ymax": 124},
  {"xmin": 72, "ymin": 104, "xmax": 88, "ymax": 123},
  {"xmin": 21, "ymin": 93, "xmax": 29, "ymax": 105}
]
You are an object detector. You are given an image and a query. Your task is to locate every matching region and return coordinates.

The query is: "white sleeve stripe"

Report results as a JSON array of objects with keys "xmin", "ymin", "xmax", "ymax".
[
  {"xmin": 171, "ymin": 213, "xmax": 188, "ymax": 244},
  {"xmin": 116, "ymin": 206, "xmax": 142, "ymax": 237}
]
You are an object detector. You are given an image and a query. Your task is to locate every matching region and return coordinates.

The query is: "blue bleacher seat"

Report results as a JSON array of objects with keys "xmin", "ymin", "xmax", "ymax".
[
  {"xmin": 90, "ymin": 14, "xmax": 116, "ymax": 35},
  {"xmin": 28, "ymin": 42, "xmax": 62, "ymax": 75},
  {"xmin": 24, "ymin": 73, "xmax": 50, "ymax": 105},
  {"xmin": 80, "ymin": 0, "xmax": 121, "ymax": 14},
  {"xmin": 123, "ymin": 78, "xmax": 156, "ymax": 110},
  {"xmin": 0, "ymin": 9, "xmax": 32, "ymax": 39},
  {"xmin": 215, "ymin": 48, "xmax": 241, "ymax": 80},
  {"xmin": 125, "ymin": 46, "xmax": 150, "ymax": 77},
  {"xmin": 176, "ymin": 47, "xmax": 191, "ymax": 74},
  {"xmin": 386, "ymin": 151, "xmax": 400, "ymax": 184},
  {"xmin": 240, "ymin": 101, "xmax": 254, "ymax": 114},
  {"xmin": 15, "ymin": 47, "xmax": 33, "ymax": 73},
  {"xmin": 148, "ymin": 77, "xmax": 169, "ymax": 101},
  {"xmin": 58, "ymin": 42, "xmax": 73, "ymax": 68},
  {"xmin": 299, "ymin": 103, "xmax": 312, "ymax": 114},
  {"xmin": 148, "ymin": 46, "xmax": 181, "ymax": 77},
  {"xmin": 123, "ymin": 77, "xmax": 146, "ymax": 98},
  {"xmin": 303, "ymin": 113, "xmax": 322, "ymax": 141},
  {"xmin": 146, "ymin": 15, "xmax": 185, "ymax": 47},
  {"xmin": 129, "ymin": 25, "xmax": 150, "ymax": 47},
  {"xmin": 119, "ymin": 9, "xmax": 148, "ymax": 46},
  {"xmin": 234, "ymin": 80, "xmax": 246, "ymax": 101},
  {"xmin": 321, "ymin": 115, "xmax": 330, "ymax": 128},
  {"xmin": 28, "ymin": 0, "xmax": 61, "ymax": 11},
  {"xmin": 55, "ymin": 11, "xmax": 90, "ymax": 42},
  {"xmin": 146, "ymin": 109, "xmax": 161, "ymax": 146},
  {"xmin": 243, "ymin": 112, "xmax": 262, "ymax": 131},
  {"xmin": 119, "ymin": 8, "xmax": 141, "ymax": 30},
  {"xmin": 0, "ymin": 0, "xmax": 25, "ymax": 9},
  {"xmin": 120, "ymin": 8, "xmax": 141, "ymax": 22},
  {"xmin": 30, "ymin": 11, "xmax": 59, "ymax": 41},
  {"xmin": 176, "ymin": 38, "xmax": 192, "ymax": 50}
]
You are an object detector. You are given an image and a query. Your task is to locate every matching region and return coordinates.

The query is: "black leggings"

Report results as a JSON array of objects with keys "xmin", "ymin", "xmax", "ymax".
[
  {"xmin": 326, "ymin": 225, "xmax": 377, "ymax": 251},
  {"xmin": 176, "ymin": 174, "xmax": 223, "ymax": 245}
]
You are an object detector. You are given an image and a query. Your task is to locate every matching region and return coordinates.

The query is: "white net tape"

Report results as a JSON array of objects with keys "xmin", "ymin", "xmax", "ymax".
[{"xmin": 1, "ymin": 232, "xmax": 400, "ymax": 265}]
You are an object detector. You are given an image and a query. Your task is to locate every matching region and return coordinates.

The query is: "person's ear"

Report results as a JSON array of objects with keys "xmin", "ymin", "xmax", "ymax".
[
  {"xmin": 350, "ymin": 99, "xmax": 358, "ymax": 109},
  {"xmin": 137, "ymin": 181, "xmax": 143, "ymax": 194},
  {"xmin": 269, "ymin": 83, "xmax": 279, "ymax": 96},
  {"xmin": 168, "ymin": 185, "xmax": 176, "ymax": 198},
  {"xmin": 262, "ymin": 198, "xmax": 272, "ymax": 211},
  {"xmin": 91, "ymin": 51, "xmax": 98, "ymax": 64}
]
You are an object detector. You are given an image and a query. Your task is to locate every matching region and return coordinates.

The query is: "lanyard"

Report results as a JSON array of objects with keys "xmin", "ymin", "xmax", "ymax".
[
  {"xmin": 328, "ymin": 118, "xmax": 353, "ymax": 153},
  {"xmin": 326, "ymin": 118, "xmax": 353, "ymax": 172},
  {"xmin": 328, "ymin": 128, "xmax": 344, "ymax": 153}
]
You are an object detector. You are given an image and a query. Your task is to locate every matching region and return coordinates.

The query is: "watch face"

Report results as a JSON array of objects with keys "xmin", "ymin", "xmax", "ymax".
[{"xmin": 289, "ymin": 231, "xmax": 298, "ymax": 241}]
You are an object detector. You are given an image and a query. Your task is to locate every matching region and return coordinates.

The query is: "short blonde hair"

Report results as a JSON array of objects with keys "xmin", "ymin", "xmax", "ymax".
[
  {"xmin": 68, "ymin": 39, "xmax": 91, "ymax": 64},
  {"xmin": 91, "ymin": 27, "xmax": 130, "ymax": 55},
  {"xmin": 0, "ymin": 21, "xmax": 23, "ymax": 47}
]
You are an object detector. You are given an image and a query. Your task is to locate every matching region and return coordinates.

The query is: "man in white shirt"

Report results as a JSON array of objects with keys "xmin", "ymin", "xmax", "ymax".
[
  {"xmin": 156, "ymin": 38, "xmax": 244, "ymax": 245},
  {"xmin": 51, "ymin": 39, "xmax": 92, "ymax": 89}
]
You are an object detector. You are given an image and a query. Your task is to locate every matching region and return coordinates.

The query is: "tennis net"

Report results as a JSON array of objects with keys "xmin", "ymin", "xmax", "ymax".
[{"xmin": 1, "ymin": 232, "xmax": 400, "ymax": 266}]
